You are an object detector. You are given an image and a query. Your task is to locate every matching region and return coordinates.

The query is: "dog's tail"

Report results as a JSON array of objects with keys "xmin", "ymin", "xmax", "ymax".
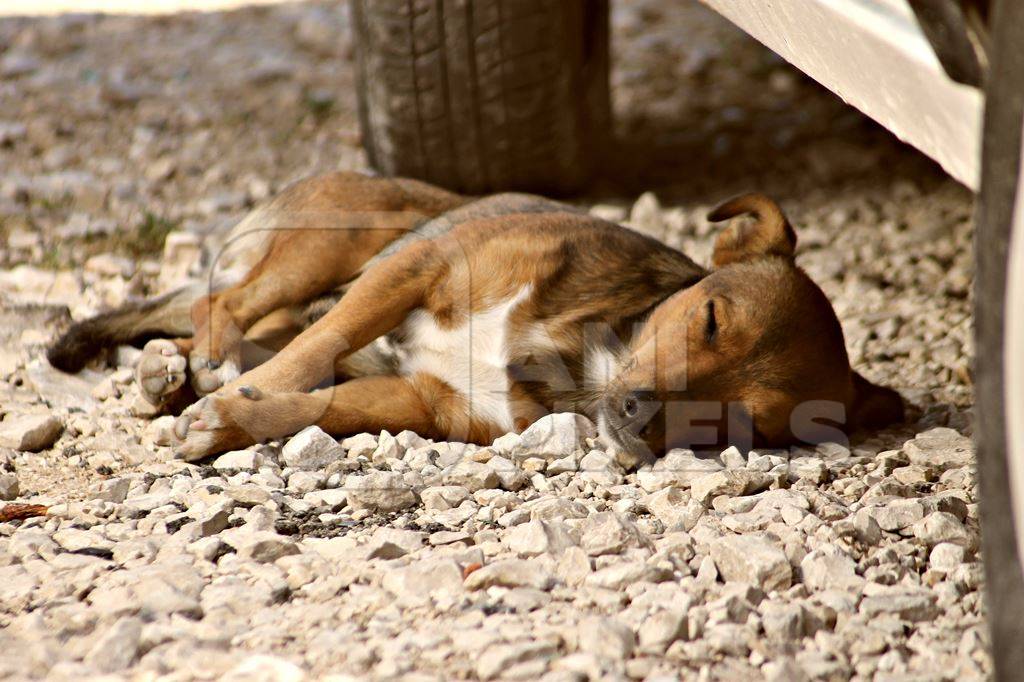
[{"xmin": 47, "ymin": 284, "xmax": 200, "ymax": 373}]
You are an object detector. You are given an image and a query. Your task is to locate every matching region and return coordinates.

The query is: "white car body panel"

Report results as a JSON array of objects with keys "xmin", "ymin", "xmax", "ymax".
[{"xmin": 699, "ymin": 0, "xmax": 984, "ymax": 189}]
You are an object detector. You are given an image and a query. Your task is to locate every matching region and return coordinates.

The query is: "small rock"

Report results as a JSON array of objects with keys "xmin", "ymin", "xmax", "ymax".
[
  {"xmin": 711, "ymin": 534, "xmax": 791, "ymax": 592},
  {"xmin": 464, "ymin": 559, "xmax": 555, "ymax": 590},
  {"xmin": 578, "ymin": 449, "xmax": 623, "ymax": 486},
  {"xmin": 370, "ymin": 527, "xmax": 425, "ymax": 555},
  {"xmin": 912, "ymin": 511, "xmax": 973, "ymax": 548},
  {"xmin": 787, "ymin": 457, "xmax": 827, "ymax": 484},
  {"xmin": 720, "ymin": 446, "xmax": 746, "ymax": 468},
  {"xmin": 868, "ymin": 499, "xmax": 924, "ymax": 531},
  {"xmin": 691, "ymin": 470, "xmax": 771, "ymax": 505},
  {"xmin": 507, "ymin": 519, "xmax": 579, "ymax": 557},
  {"xmin": 429, "ymin": 530, "xmax": 470, "ymax": 546},
  {"xmin": 341, "ymin": 432, "xmax": 377, "ymax": 459},
  {"xmin": 477, "ymin": 641, "xmax": 557, "ymax": 681},
  {"xmin": 800, "ymin": 545, "xmax": 863, "ymax": 591},
  {"xmin": 345, "ymin": 471, "xmax": 417, "ymax": 512},
  {"xmin": 903, "ymin": 428, "xmax": 974, "ymax": 471},
  {"xmin": 382, "ymin": 559, "xmax": 464, "ymax": 604},
  {"xmin": 644, "ymin": 487, "xmax": 703, "ymax": 531},
  {"xmin": 445, "ymin": 460, "xmax": 499, "ymax": 491},
  {"xmin": 515, "ymin": 413, "xmax": 596, "ymax": 460},
  {"xmin": 859, "ymin": 587, "xmax": 938, "ymax": 621},
  {"xmin": 578, "ymin": 512, "xmax": 651, "ymax": 556},
  {"xmin": 286, "ymin": 471, "xmax": 324, "ymax": 495},
  {"xmin": 578, "ymin": 617, "xmax": 635, "ymax": 660},
  {"xmin": 584, "ymin": 561, "xmax": 671, "ymax": 590},
  {"xmin": 83, "ymin": 617, "xmax": 142, "ymax": 673},
  {"xmin": 92, "ymin": 477, "xmax": 131, "ymax": 503},
  {"xmin": 852, "ymin": 508, "xmax": 883, "ymax": 545},
  {"xmin": 226, "ymin": 531, "xmax": 299, "ymax": 563},
  {"xmin": 930, "ymin": 542, "xmax": 967, "ymax": 571},
  {"xmin": 637, "ymin": 449, "xmax": 723, "ymax": 492},
  {"xmin": 420, "ymin": 485, "xmax": 471, "ymax": 511},
  {"xmin": 222, "ymin": 655, "xmax": 306, "ymax": 682},
  {"xmin": 282, "ymin": 426, "xmax": 344, "ymax": 471},
  {"xmin": 0, "ymin": 474, "xmax": 18, "ymax": 500},
  {"xmin": 212, "ymin": 450, "xmax": 263, "ymax": 471},
  {"xmin": 760, "ymin": 602, "xmax": 803, "ymax": 642},
  {"xmin": 0, "ymin": 414, "xmax": 63, "ymax": 451},
  {"xmin": 638, "ymin": 609, "xmax": 688, "ymax": 653},
  {"xmin": 629, "ymin": 191, "xmax": 665, "ymax": 238}
]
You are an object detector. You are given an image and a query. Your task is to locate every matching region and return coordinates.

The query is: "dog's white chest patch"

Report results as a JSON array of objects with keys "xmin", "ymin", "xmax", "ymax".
[{"xmin": 397, "ymin": 287, "xmax": 532, "ymax": 431}]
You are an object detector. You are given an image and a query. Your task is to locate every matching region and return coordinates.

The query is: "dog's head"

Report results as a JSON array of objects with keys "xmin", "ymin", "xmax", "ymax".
[{"xmin": 599, "ymin": 193, "xmax": 903, "ymax": 465}]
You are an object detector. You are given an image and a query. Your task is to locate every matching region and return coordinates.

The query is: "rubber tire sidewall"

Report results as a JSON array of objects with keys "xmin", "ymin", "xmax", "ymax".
[{"xmin": 350, "ymin": 0, "xmax": 610, "ymax": 195}]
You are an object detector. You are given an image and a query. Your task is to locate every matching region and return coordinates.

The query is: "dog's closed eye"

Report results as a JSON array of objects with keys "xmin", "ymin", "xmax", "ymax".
[{"xmin": 705, "ymin": 300, "xmax": 718, "ymax": 344}]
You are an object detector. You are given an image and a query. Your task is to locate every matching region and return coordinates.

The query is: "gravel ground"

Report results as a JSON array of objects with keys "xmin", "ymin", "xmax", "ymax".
[{"xmin": 0, "ymin": 1, "xmax": 986, "ymax": 680}]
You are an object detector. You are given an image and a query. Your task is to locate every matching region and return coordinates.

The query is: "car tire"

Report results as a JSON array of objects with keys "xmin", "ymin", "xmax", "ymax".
[
  {"xmin": 350, "ymin": 0, "xmax": 610, "ymax": 195},
  {"xmin": 974, "ymin": 0, "xmax": 1024, "ymax": 678}
]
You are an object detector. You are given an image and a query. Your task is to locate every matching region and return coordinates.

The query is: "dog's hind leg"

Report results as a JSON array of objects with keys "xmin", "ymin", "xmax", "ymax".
[
  {"xmin": 171, "ymin": 236, "xmax": 453, "ymax": 457},
  {"xmin": 186, "ymin": 222, "xmax": 418, "ymax": 395},
  {"xmin": 185, "ymin": 175, "xmax": 466, "ymax": 396}
]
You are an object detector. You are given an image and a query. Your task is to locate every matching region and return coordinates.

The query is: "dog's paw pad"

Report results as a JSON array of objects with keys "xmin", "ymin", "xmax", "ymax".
[
  {"xmin": 136, "ymin": 340, "xmax": 188, "ymax": 405},
  {"xmin": 189, "ymin": 355, "xmax": 240, "ymax": 396},
  {"xmin": 172, "ymin": 396, "xmax": 229, "ymax": 461}
]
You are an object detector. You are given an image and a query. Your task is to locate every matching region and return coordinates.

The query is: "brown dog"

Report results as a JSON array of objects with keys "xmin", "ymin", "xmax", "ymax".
[{"xmin": 48, "ymin": 172, "xmax": 903, "ymax": 465}]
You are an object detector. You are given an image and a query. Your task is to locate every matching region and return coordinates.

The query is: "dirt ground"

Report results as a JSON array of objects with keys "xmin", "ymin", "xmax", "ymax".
[{"xmin": 0, "ymin": 1, "xmax": 985, "ymax": 680}]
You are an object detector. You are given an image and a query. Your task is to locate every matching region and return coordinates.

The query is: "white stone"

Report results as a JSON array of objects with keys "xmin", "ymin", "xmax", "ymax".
[
  {"xmin": 213, "ymin": 450, "xmax": 263, "ymax": 471},
  {"xmin": 477, "ymin": 641, "xmax": 556, "ymax": 681},
  {"xmin": 420, "ymin": 485, "xmax": 471, "ymax": 511},
  {"xmin": 720, "ymin": 446, "xmax": 746, "ymax": 469},
  {"xmin": 638, "ymin": 609, "xmax": 688, "ymax": 653},
  {"xmin": 800, "ymin": 545, "xmax": 863, "ymax": 591},
  {"xmin": 83, "ymin": 617, "xmax": 142, "ymax": 672},
  {"xmin": 514, "ymin": 413, "xmax": 596, "ymax": 460},
  {"xmin": 644, "ymin": 487, "xmax": 703, "ymax": 531},
  {"xmin": 912, "ymin": 511, "xmax": 973, "ymax": 548},
  {"xmin": 577, "ymin": 617, "xmax": 635, "ymax": 660},
  {"xmin": 903, "ymin": 428, "xmax": 974, "ymax": 471},
  {"xmin": 0, "ymin": 474, "xmax": 19, "ymax": 501},
  {"xmin": 0, "ymin": 414, "xmax": 63, "ymax": 451},
  {"xmin": 341, "ymin": 432, "xmax": 377, "ymax": 459},
  {"xmin": 691, "ymin": 470, "xmax": 771, "ymax": 505},
  {"xmin": 226, "ymin": 531, "xmax": 299, "ymax": 563},
  {"xmin": 464, "ymin": 559, "xmax": 554, "ymax": 590},
  {"xmin": 221, "ymin": 655, "xmax": 306, "ymax": 682},
  {"xmin": 282, "ymin": 426, "xmax": 344, "ymax": 471},
  {"xmin": 506, "ymin": 519, "xmax": 579, "ymax": 557},
  {"xmin": 444, "ymin": 460, "xmax": 499, "ymax": 491},
  {"xmin": 344, "ymin": 471, "xmax": 417, "ymax": 512},
  {"xmin": 711, "ymin": 534, "xmax": 791, "ymax": 592},
  {"xmin": 637, "ymin": 450, "xmax": 724, "ymax": 492},
  {"xmin": 578, "ymin": 512, "xmax": 651, "ymax": 556},
  {"xmin": 930, "ymin": 542, "xmax": 968, "ymax": 571}
]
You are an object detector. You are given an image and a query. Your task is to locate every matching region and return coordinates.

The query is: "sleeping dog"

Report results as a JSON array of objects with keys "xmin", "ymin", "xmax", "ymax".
[{"xmin": 48, "ymin": 172, "xmax": 903, "ymax": 466}]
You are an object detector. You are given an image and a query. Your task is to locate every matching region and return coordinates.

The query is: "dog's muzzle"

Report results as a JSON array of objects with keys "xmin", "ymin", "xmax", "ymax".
[{"xmin": 597, "ymin": 389, "xmax": 662, "ymax": 469}]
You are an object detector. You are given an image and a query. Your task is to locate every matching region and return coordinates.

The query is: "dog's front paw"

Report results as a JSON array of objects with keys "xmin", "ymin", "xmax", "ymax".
[
  {"xmin": 136, "ymin": 340, "xmax": 188, "ymax": 406},
  {"xmin": 172, "ymin": 388, "xmax": 255, "ymax": 461}
]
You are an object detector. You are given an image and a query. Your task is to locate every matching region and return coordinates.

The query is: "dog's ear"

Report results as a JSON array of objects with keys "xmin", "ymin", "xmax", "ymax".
[
  {"xmin": 849, "ymin": 371, "xmax": 904, "ymax": 431},
  {"xmin": 707, "ymin": 193, "xmax": 797, "ymax": 267}
]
